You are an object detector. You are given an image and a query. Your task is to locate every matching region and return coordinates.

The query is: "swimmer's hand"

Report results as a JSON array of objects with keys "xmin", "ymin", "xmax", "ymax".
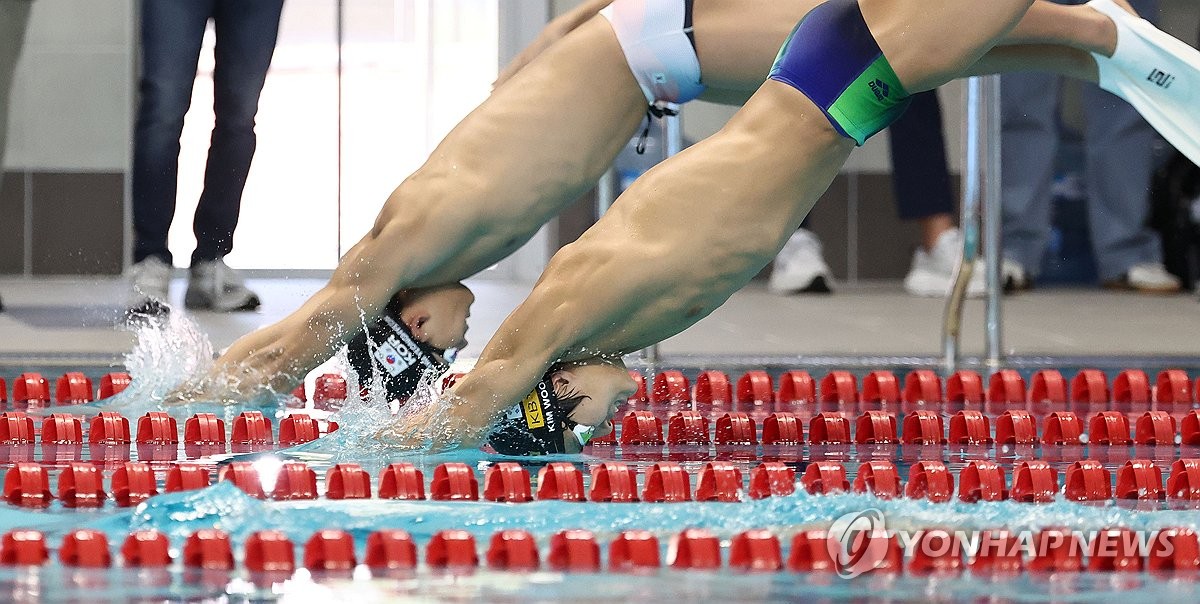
[
  {"xmin": 373, "ymin": 392, "xmax": 491, "ymax": 452},
  {"xmin": 160, "ymin": 367, "xmax": 290, "ymax": 407}
]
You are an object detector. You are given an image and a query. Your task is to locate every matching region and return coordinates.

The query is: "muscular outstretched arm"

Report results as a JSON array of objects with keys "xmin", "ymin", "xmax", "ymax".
[{"xmin": 180, "ymin": 16, "xmax": 647, "ymax": 402}]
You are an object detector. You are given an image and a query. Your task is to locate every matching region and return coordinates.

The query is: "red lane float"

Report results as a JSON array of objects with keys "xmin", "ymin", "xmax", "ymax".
[
  {"xmin": 854, "ymin": 460, "xmax": 902, "ymax": 499},
  {"xmin": 327, "ymin": 463, "xmax": 373, "ymax": 500},
  {"xmin": 1088, "ymin": 411, "xmax": 1131, "ymax": 446},
  {"xmin": 694, "ymin": 461, "xmax": 744, "ymax": 502},
  {"xmin": 819, "ymin": 371, "xmax": 858, "ymax": 405},
  {"xmin": 365, "ymin": 530, "xmax": 417, "ymax": 571},
  {"xmin": 379, "ymin": 463, "xmax": 426, "ymax": 500},
  {"xmin": 183, "ymin": 413, "xmax": 225, "ymax": 446},
  {"xmin": 861, "ymin": 370, "xmax": 900, "ymax": 405},
  {"xmin": 136, "ymin": 411, "xmax": 178, "ymax": 445},
  {"xmin": 946, "ymin": 370, "xmax": 984, "ymax": 404},
  {"xmin": 748, "ymin": 462, "xmax": 795, "ymax": 499},
  {"xmin": 903, "ymin": 370, "xmax": 942, "ymax": 406},
  {"xmin": 548, "ymin": 530, "xmax": 601, "ymax": 572},
  {"xmin": 737, "ymin": 371, "xmax": 773, "ymax": 405},
  {"xmin": 650, "ymin": 371, "xmax": 689, "ymax": 404},
  {"xmin": 486, "ymin": 530, "xmax": 539, "ymax": 571},
  {"xmin": 1064, "ymin": 460, "xmax": 1111, "ymax": 502},
  {"xmin": 483, "ymin": 463, "xmax": 532, "ymax": 503},
  {"xmin": 183, "ymin": 529, "xmax": 234, "ymax": 570},
  {"xmin": 1029, "ymin": 370, "xmax": 1066, "ymax": 405},
  {"xmin": 715, "ymin": 412, "xmax": 756, "ymax": 446},
  {"xmin": 1071, "ymin": 369, "xmax": 1108, "ymax": 405},
  {"xmin": 906, "ymin": 461, "xmax": 953, "ymax": 503},
  {"xmin": 669, "ymin": 528, "xmax": 721, "ymax": 570},
  {"xmin": 948, "ymin": 411, "xmax": 992, "ymax": 445},
  {"xmin": 855, "ymin": 411, "xmax": 897, "ymax": 445},
  {"xmin": 762, "ymin": 412, "xmax": 802, "ymax": 445},
  {"xmin": 111, "ymin": 461, "xmax": 157, "ymax": 506},
  {"xmin": 98, "ymin": 372, "xmax": 132, "ymax": 399},
  {"xmin": 304, "ymin": 529, "xmax": 357, "ymax": 572},
  {"xmin": 1113, "ymin": 369, "xmax": 1152, "ymax": 405},
  {"xmin": 536, "ymin": 462, "xmax": 584, "ymax": 502},
  {"xmin": 55, "ymin": 372, "xmax": 93, "ymax": 405},
  {"xmin": 693, "ymin": 370, "xmax": 731, "ymax": 405},
  {"xmin": 995, "ymin": 410, "xmax": 1037, "ymax": 445},
  {"xmin": 90, "ymin": 411, "xmax": 131, "ymax": 445},
  {"xmin": 776, "ymin": 370, "xmax": 816, "ymax": 404}
]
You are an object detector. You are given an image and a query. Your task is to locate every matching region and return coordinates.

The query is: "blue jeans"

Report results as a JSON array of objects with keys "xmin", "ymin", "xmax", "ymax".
[
  {"xmin": 1000, "ymin": 0, "xmax": 1162, "ymax": 281},
  {"xmin": 132, "ymin": 0, "xmax": 284, "ymax": 266}
]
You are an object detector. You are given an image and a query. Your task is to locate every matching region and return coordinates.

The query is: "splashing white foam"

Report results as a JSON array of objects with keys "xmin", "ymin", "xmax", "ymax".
[
  {"xmin": 123, "ymin": 311, "xmax": 215, "ymax": 401},
  {"xmin": 78, "ymin": 309, "xmax": 284, "ymax": 420}
]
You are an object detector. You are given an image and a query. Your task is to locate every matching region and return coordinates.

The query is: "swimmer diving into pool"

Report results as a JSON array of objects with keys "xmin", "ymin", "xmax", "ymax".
[
  {"xmin": 181, "ymin": 0, "xmax": 1200, "ymax": 412},
  {"xmin": 374, "ymin": 0, "xmax": 1200, "ymax": 451}
]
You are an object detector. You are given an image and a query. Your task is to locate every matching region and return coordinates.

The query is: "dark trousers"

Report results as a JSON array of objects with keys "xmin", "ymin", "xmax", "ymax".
[
  {"xmin": 888, "ymin": 90, "xmax": 954, "ymax": 220},
  {"xmin": 132, "ymin": 0, "xmax": 284, "ymax": 266}
]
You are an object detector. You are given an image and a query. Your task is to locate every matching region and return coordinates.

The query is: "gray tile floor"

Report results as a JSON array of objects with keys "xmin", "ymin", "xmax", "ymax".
[{"xmin": 1, "ymin": 276, "xmax": 1198, "ymax": 370}]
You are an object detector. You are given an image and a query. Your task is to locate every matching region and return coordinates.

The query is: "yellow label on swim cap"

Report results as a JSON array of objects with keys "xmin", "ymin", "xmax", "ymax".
[{"xmin": 522, "ymin": 391, "xmax": 545, "ymax": 429}]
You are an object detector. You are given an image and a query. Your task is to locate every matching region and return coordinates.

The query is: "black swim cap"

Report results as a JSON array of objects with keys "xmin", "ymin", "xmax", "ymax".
[
  {"xmin": 345, "ymin": 300, "xmax": 449, "ymax": 403},
  {"xmin": 487, "ymin": 376, "xmax": 594, "ymax": 456}
]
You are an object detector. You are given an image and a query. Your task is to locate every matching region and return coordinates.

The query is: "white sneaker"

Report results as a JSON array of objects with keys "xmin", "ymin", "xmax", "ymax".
[
  {"xmin": 127, "ymin": 256, "xmax": 172, "ymax": 316},
  {"xmin": 769, "ymin": 228, "xmax": 833, "ymax": 294},
  {"xmin": 1002, "ymin": 259, "xmax": 1032, "ymax": 292},
  {"xmin": 1088, "ymin": 0, "xmax": 1200, "ymax": 165},
  {"xmin": 185, "ymin": 258, "xmax": 262, "ymax": 312},
  {"xmin": 903, "ymin": 228, "xmax": 985, "ymax": 297},
  {"xmin": 1104, "ymin": 262, "xmax": 1182, "ymax": 293}
]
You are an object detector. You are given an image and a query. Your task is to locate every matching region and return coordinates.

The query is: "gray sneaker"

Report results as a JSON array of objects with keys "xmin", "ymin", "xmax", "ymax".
[
  {"xmin": 127, "ymin": 256, "xmax": 173, "ymax": 317},
  {"xmin": 185, "ymin": 258, "xmax": 261, "ymax": 312}
]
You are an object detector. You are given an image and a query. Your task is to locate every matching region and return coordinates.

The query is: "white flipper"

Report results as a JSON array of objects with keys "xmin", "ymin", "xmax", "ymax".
[{"xmin": 1088, "ymin": 0, "xmax": 1200, "ymax": 164}]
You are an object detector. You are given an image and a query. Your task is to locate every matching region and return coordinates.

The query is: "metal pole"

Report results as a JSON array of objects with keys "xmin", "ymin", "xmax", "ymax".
[
  {"xmin": 942, "ymin": 78, "xmax": 987, "ymax": 374},
  {"xmin": 597, "ymin": 169, "xmax": 616, "ymax": 216},
  {"xmin": 981, "ymin": 78, "xmax": 1004, "ymax": 369}
]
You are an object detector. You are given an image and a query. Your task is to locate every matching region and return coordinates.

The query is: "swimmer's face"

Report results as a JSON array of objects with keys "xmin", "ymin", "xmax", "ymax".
[
  {"xmin": 550, "ymin": 358, "xmax": 638, "ymax": 436},
  {"xmin": 408, "ymin": 285, "xmax": 474, "ymax": 351}
]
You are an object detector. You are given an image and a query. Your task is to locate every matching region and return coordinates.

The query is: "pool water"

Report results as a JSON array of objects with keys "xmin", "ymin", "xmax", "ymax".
[{"xmin": 1, "ymin": 358, "xmax": 1200, "ymax": 601}]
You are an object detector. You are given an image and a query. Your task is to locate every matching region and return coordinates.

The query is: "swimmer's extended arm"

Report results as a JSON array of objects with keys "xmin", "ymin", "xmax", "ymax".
[
  {"xmin": 178, "ymin": 213, "xmax": 425, "ymax": 403},
  {"xmin": 378, "ymin": 354, "xmax": 553, "ymax": 450},
  {"xmin": 494, "ymin": 0, "xmax": 615, "ymax": 88}
]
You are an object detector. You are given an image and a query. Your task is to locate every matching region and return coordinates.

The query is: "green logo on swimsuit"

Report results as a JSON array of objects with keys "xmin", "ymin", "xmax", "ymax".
[{"xmin": 827, "ymin": 55, "xmax": 911, "ymax": 146}]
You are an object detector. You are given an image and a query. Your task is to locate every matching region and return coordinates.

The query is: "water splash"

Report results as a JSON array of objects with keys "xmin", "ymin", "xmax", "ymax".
[
  {"xmin": 34, "ymin": 309, "xmax": 286, "ymax": 420},
  {"xmin": 286, "ymin": 365, "xmax": 459, "ymax": 464}
]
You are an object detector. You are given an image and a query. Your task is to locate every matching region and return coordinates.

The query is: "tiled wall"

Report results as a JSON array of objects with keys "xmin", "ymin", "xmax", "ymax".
[{"xmin": 1, "ymin": 0, "xmax": 133, "ymax": 275}]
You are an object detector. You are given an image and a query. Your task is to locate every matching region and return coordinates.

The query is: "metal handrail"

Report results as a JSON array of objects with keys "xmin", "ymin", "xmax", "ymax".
[{"xmin": 943, "ymin": 76, "xmax": 1004, "ymax": 373}]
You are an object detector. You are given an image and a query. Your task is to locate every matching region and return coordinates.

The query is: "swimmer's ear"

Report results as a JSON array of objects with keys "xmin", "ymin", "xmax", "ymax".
[
  {"xmin": 549, "ymin": 368, "xmax": 576, "ymax": 392},
  {"xmin": 405, "ymin": 310, "xmax": 432, "ymax": 340}
]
